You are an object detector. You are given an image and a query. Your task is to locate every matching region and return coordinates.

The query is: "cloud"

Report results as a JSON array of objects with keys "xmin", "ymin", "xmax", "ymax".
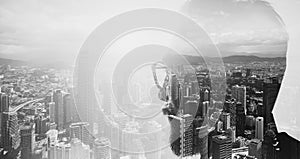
[{"xmin": 0, "ymin": 0, "xmax": 288, "ymax": 62}]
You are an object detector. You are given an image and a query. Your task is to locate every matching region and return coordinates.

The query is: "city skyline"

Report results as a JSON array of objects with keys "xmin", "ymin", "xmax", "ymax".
[{"xmin": 0, "ymin": 0, "xmax": 300, "ymax": 159}]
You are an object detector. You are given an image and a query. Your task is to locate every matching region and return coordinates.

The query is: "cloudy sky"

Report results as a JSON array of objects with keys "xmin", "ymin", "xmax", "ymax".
[{"xmin": 0, "ymin": 0, "xmax": 298, "ymax": 64}]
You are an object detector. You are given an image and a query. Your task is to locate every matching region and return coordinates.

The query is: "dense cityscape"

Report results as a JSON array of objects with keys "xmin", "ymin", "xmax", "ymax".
[{"xmin": 0, "ymin": 54, "xmax": 294, "ymax": 159}]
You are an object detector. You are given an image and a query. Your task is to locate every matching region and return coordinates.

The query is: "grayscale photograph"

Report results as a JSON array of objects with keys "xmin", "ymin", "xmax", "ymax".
[{"xmin": 0, "ymin": 0, "xmax": 299, "ymax": 159}]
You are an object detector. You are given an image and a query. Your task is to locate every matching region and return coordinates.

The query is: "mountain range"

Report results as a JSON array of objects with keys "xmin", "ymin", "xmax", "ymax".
[{"xmin": 0, "ymin": 54, "xmax": 286, "ymax": 69}]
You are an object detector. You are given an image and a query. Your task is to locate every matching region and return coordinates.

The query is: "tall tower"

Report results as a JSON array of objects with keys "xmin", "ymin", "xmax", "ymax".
[
  {"xmin": 263, "ymin": 78, "xmax": 280, "ymax": 130},
  {"xmin": 2, "ymin": 111, "xmax": 20, "ymax": 151},
  {"xmin": 20, "ymin": 123, "xmax": 35, "ymax": 159},
  {"xmin": 69, "ymin": 122, "xmax": 91, "ymax": 146},
  {"xmin": 0, "ymin": 93, "xmax": 7, "ymax": 148},
  {"xmin": 212, "ymin": 135, "xmax": 232, "ymax": 159},
  {"xmin": 220, "ymin": 112, "xmax": 230, "ymax": 131},
  {"xmin": 63, "ymin": 93, "xmax": 75, "ymax": 126},
  {"xmin": 0, "ymin": 93, "xmax": 9, "ymax": 112},
  {"xmin": 48, "ymin": 102, "xmax": 55, "ymax": 123},
  {"xmin": 236, "ymin": 102, "xmax": 245, "ymax": 137},
  {"xmin": 255, "ymin": 117, "xmax": 264, "ymax": 140},
  {"xmin": 169, "ymin": 114, "xmax": 194, "ymax": 157},
  {"xmin": 196, "ymin": 125, "xmax": 208, "ymax": 159},
  {"xmin": 232, "ymin": 85, "xmax": 246, "ymax": 114},
  {"xmin": 180, "ymin": 114, "xmax": 194, "ymax": 157},
  {"xmin": 53, "ymin": 89, "xmax": 64, "ymax": 130},
  {"xmin": 229, "ymin": 99, "xmax": 236, "ymax": 127}
]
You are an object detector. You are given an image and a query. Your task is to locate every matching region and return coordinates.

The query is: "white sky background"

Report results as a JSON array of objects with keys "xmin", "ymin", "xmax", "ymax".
[
  {"xmin": 0, "ymin": 0, "xmax": 291, "ymax": 63},
  {"xmin": 0, "ymin": 0, "xmax": 300, "ymax": 140},
  {"xmin": 0, "ymin": 0, "xmax": 184, "ymax": 63}
]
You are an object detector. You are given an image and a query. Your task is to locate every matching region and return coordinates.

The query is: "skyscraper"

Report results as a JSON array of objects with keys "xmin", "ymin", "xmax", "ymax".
[
  {"xmin": 227, "ymin": 126, "xmax": 236, "ymax": 143},
  {"xmin": 232, "ymin": 85, "xmax": 246, "ymax": 114},
  {"xmin": 263, "ymin": 78, "xmax": 280, "ymax": 130},
  {"xmin": 236, "ymin": 102, "xmax": 245, "ymax": 137},
  {"xmin": 229, "ymin": 99, "xmax": 237, "ymax": 127},
  {"xmin": 180, "ymin": 114, "xmax": 194, "ymax": 157},
  {"xmin": 220, "ymin": 112, "xmax": 230, "ymax": 131},
  {"xmin": 184, "ymin": 100, "xmax": 198, "ymax": 117},
  {"xmin": 1, "ymin": 93, "xmax": 9, "ymax": 112},
  {"xmin": 196, "ymin": 125, "xmax": 208, "ymax": 159},
  {"xmin": 169, "ymin": 114, "xmax": 194, "ymax": 157},
  {"xmin": 69, "ymin": 122, "xmax": 91, "ymax": 146},
  {"xmin": 48, "ymin": 102, "xmax": 55, "ymax": 123},
  {"xmin": 245, "ymin": 115, "xmax": 256, "ymax": 130},
  {"xmin": 0, "ymin": 93, "xmax": 6, "ymax": 147},
  {"xmin": 201, "ymin": 101, "xmax": 209, "ymax": 119},
  {"xmin": 20, "ymin": 123, "xmax": 35, "ymax": 159},
  {"xmin": 53, "ymin": 89, "xmax": 64, "ymax": 130},
  {"xmin": 1, "ymin": 111, "xmax": 20, "ymax": 151},
  {"xmin": 212, "ymin": 135, "xmax": 232, "ymax": 159},
  {"xmin": 200, "ymin": 88, "xmax": 210, "ymax": 104},
  {"xmin": 217, "ymin": 121, "xmax": 223, "ymax": 133},
  {"xmin": 63, "ymin": 93, "xmax": 75, "ymax": 126},
  {"xmin": 255, "ymin": 117, "xmax": 264, "ymax": 140}
]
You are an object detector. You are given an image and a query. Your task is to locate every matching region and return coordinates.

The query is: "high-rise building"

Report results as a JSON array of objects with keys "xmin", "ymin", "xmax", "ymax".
[
  {"xmin": 69, "ymin": 122, "xmax": 91, "ymax": 146},
  {"xmin": 223, "ymin": 101, "xmax": 230, "ymax": 113},
  {"xmin": 212, "ymin": 135, "xmax": 232, "ymax": 159},
  {"xmin": 53, "ymin": 90, "xmax": 64, "ymax": 130},
  {"xmin": 196, "ymin": 69, "xmax": 210, "ymax": 88},
  {"xmin": 196, "ymin": 125, "xmax": 208, "ymax": 159},
  {"xmin": 179, "ymin": 114, "xmax": 194, "ymax": 157},
  {"xmin": 1, "ymin": 94, "xmax": 9, "ymax": 113},
  {"xmin": 48, "ymin": 102, "xmax": 55, "ymax": 123},
  {"xmin": 236, "ymin": 102, "xmax": 245, "ymax": 137},
  {"xmin": 63, "ymin": 93, "xmax": 75, "ymax": 126},
  {"xmin": 0, "ymin": 93, "xmax": 6, "ymax": 147},
  {"xmin": 20, "ymin": 123, "xmax": 35, "ymax": 159},
  {"xmin": 184, "ymin": 100, "xmax": 198, "ymax": 117},
  {"xmin": 249, "ymin": 139, "xmax": 262, "ymax": 159},
  {"xmin": 227, "ymin": 126, "xmax": 236, "ymax": 143},
  {"xmin": 263, "ymin": 79, "xmax": 280, "ymax": 130},
  {"xmin": 94, "ymin": 137, "xmax": 111, "ymax": 159},
  {"xmin": 220, "ymin": 112, "xmax": 230, "ymax": 131},
  {"xmin": 217, "ymin": 121, "xmax": 223, "ymax": 132},
  {"xmin": 1, "ymin": 111, "xmax": 20, "ymax": 151},
  {"xmin": 35, "ymin": 115, "xmax": 48, "ymax": 135},
  {"xmin": 232, "ymin": 85, "xmax": 246, "ymax": 114},
  {"xmin": 229, "ymin": 99, "xmax": 237, "ymax": 127},
  {"xmin": 200, "ymin": 88, "xmax": 210, "ymax": 104},
  {"xmin": 201, "ymin": 101, "xmax": 209, "ymax": 119},
  {"xmin": 245, "ymin": 115, "xmax": 256, "ymax": 130},
  {"xmin": 0, "ymin": 93, "xmax": 3, "ymax": 113},
  {"xmin": 255, "ymin": 117, "xmax": 264, "ymax": 140},
  {"xmin": 169, "ymin": 114, "xmax": 194, "ymax": 157}
]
